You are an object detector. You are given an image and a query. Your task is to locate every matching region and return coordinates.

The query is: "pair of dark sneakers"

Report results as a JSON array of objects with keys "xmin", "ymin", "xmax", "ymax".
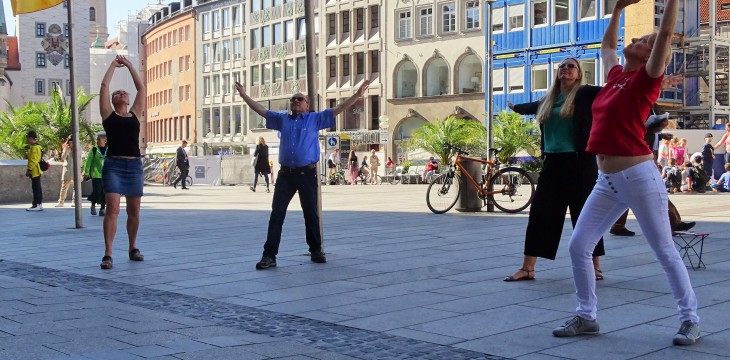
[{"xmin": 256, "ymin": 251, "xmax": 326, "ymax": 270}]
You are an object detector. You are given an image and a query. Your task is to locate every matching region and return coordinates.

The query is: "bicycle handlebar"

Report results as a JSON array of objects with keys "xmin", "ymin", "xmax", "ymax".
[{"xmin": 445, "ymin": 143, "xmax": 503, "ymax": 157}]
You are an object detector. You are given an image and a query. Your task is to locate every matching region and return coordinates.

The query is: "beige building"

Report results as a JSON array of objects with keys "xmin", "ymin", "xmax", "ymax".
[
  {"xmin": 88, "ymin": 0, "xmax": 108, "ymax": 44},
  {"xmin": 383, "ymin": 0, "xmax": 485, "ymax": 162},
  {"xmin": 143, "ymin": 2, "xmax": 197, "ymax": 154}
]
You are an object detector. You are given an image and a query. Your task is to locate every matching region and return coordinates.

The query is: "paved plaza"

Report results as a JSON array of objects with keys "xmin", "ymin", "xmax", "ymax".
[{"xmin": 1, "ymin": 183, "xmax": 729, "ymax": 360}]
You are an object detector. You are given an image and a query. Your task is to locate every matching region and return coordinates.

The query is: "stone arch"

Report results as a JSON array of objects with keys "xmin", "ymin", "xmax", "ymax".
[
  {"xmin": 454, "ymin": 52, "xmax": 483, "ymax": 94},
  {"xmin": 393, "ymin": 58, "xmax": 419, "ymax": 98},
  {"xmin": 423, "ymin": 53, "xmax": 450, "ymax": 96}
]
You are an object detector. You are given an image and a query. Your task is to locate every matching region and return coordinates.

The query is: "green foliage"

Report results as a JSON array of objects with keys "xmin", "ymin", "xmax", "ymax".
[
  {"xmin": 401, "ymin": 160, "xmax": 411, "ymax": 173},
  {"xmin": 492, "ymin": 110, "xmax": 540, "ymax": 164},
  {"xmin": 0, "ymin": 87, "xmax": 97, "ymax": 159},
  {"xmin": 402, "ymin": 116, "xmax": 488, "ymax": 165}
]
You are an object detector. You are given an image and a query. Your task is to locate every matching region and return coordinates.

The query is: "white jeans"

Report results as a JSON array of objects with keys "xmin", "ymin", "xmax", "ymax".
[{"xmin": 568, "ymin": 160, "xmax": 699, "ymax": 323}]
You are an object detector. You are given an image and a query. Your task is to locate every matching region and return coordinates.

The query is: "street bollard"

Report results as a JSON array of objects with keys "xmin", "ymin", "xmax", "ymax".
[{"xmin": 455, "ymin": 158, "xmax": 483, "ymax": 212}]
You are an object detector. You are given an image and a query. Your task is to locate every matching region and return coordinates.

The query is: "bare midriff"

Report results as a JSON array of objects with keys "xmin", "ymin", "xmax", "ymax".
[{"xmin": 597, "ymin": 153, "xmax": 654, "ymax": 174}]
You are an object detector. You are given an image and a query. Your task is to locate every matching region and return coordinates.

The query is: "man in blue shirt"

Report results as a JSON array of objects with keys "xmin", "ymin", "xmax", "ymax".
[{"xmin": 235, "ymin": 80, "xmax": 370, "ymax": 269}]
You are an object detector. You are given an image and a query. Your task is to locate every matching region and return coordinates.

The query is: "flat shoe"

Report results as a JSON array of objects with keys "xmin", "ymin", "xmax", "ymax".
[
  {"xmin": 595, "ymin": 268, "xmax": 604, "ymax": 281},
  {"xmin": 504, "ymin": 268, "xmax": 535, "ymax": 282}
]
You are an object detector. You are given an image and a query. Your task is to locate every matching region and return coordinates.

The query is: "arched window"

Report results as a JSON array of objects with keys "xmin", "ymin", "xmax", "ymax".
[
  {"xmin": 424, "ymin": 58, "xmax": 449, "ymax": 96},
  {"xmin": 456, "ymin": 54, "xmax": 483, "ymax": 94},
  {"xmin": 395, "ymin": 60, "xmax": 418, "ymax": 98},
  {"xmin": 89, "ymin": 7, "xmax": 96, "ymax": 22}
]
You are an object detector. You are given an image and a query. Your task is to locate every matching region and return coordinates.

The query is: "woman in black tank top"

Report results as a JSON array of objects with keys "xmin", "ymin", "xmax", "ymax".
[{"xmin": 98, "ymin": 55, "xmax": 147, "ymax": 270}]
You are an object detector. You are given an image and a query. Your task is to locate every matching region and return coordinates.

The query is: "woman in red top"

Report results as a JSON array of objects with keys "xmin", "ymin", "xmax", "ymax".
[{"xmin": 552, "ymin": 0, "xmax": 699, "ymax": 345}]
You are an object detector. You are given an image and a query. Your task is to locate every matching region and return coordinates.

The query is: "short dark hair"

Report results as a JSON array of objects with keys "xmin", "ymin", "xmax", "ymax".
[
  {"xmin": 26, "ymin": 130, "xmax": 37, "ymax": 139},
  {"xmin": 182, "ymin": 140, "xmax": 188, "ymax": 145}
]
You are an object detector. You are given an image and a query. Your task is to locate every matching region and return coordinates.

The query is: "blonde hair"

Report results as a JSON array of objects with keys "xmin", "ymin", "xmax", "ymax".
[
  {"xmin": 535, "ymin": 59, "xmax": 583, "ymax": 123},
  {"xmin": 257, "ymin": 136, "xmax": 266, "ymax": 145}
]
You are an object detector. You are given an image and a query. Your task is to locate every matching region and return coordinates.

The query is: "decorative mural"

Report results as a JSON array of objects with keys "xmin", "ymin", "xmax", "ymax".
[{"xmin": 40, "ymin": 24, "xmax": 68, "ymax": 67}]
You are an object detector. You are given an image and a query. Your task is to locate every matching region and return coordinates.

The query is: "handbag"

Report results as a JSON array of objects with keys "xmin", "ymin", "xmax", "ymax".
[{"xmin": 250, "ymin": 156, "xmax": 258, "ymax": 166}]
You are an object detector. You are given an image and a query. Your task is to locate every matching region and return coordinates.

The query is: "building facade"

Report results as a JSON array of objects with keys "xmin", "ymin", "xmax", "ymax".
[
  {"xmin": 8, "ymin": 0, "xmax": 91, "ymax": 107},
  {"xmin": 143, "ymin": 1, "xmax": 197, "ymax": 154},
  {"xmin": 88, "ymin": 0, "xmax": 108, "ymax": 44},
  {"xmin": 385, "ymin": 0, "xmax": 486, "ymax": 162}
]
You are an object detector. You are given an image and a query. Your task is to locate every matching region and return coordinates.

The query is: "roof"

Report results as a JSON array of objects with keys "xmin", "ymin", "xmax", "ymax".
[
  {"xmin": 701, "ymin": 0, "xmax": 730, "ymax": 22},
  {"xmin": 6, "ymin": 36, "xmax": 20, "ymax": 70}
]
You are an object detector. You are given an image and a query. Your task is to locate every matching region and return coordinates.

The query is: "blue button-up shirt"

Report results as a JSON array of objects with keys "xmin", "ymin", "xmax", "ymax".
[{"xmin": 266, "ymin": 109, "xmax": 335, "ymax": 167}]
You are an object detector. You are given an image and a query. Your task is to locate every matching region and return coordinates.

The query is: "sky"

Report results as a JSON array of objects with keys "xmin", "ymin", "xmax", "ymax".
[{"xmin": 2, "ymin": 0, "xmax": 159, "ymax": 37}]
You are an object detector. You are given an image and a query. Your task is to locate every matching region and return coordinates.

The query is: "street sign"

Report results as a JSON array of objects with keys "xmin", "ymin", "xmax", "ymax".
[
  {"xmin": 379, "ymin": 130, "xmax": 389, "ymax": 144},
  {"xmin": 326, "ymin": 136, "xmax": 338, "ymax": 149}
]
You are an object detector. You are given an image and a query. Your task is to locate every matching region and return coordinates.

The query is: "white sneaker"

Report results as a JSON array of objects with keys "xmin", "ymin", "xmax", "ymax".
[
  {"xmin": 27, "ymin": 205, "xmax": 43, "ymax": 211},
  {"xmin": 54, "ymin": 203, "xmax": 64, "ymax": 207},
  {"xmin": 673, "ymin": 320, "xmax": 700, "ymax": 345}
]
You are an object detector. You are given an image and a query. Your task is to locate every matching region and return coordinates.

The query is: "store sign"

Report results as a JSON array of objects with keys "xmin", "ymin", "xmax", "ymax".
[{"xmin": 379, "ymin": 130, "xmax": 389, "ymax": 144}]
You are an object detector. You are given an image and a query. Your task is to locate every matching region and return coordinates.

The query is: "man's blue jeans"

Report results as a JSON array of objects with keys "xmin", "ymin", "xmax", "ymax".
[{"xmin": 263, "ymin": 167, "xmax": 322, "ymax": 258}]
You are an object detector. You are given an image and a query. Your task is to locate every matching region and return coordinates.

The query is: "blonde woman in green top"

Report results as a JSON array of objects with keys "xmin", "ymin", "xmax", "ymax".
[
  {"xmin": 25, "ymin": 130, "xmax": 44, "ymax": 211},
  {"xmin": 84, "ymin": 133, "xmax": 107, "ymax": 216}
]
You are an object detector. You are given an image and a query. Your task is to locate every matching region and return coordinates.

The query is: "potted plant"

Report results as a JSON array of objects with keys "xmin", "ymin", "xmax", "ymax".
[{"xmin": 401, "ymin": 116, "xmax": 488, "ymax": 165}]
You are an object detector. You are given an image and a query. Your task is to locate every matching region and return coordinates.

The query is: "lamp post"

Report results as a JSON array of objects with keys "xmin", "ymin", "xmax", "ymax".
[
  {"xmin": 485, "ymin": 0, "xmax": 496, "ymax": 212},
  {"xmin": 379, "ymin": 115, "xmax": 390, "ymax": 179}
]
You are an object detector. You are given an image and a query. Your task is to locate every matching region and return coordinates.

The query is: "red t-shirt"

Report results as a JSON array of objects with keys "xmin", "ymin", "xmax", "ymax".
[{"xmin": 586, "ymin": 65, "xmax": 663, "ymax": 156}]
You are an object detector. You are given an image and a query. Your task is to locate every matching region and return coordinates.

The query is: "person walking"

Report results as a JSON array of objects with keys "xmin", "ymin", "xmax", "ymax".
[
  {"xmin": 173, "ymin": 140, "xmax": 190, "ymax": 190},
  {"xmin": 504, "ymin": 58, "xmax": 605, "ymax": 282},
  {"xmin": 369, "ymin": 149, "xmax": 380, "ymax": 184},
  {"xmin": 235, "ymin": 79, "xmax": 370, "ymax": 269},
  {"xmin": 25, "ymin": 130, "xmax": 44, "ymax": 211},
  {"xmin": 713, "ymin": 123, "xmax": 730, "ymax": 165},
  {"xmin": 55, "ymin": 136, "xmax": 77, "ymax": 207},
  {"xmin": 348, "ymin": 150, "xmax": 359, "ymax": 185},
  {"xmin": 250, "ymin": 136, "xmax": 271, "ymax": 193},
  {"xmin": 552, "ymin": 0, "xmax": 700, "ymax": 345},
  {"xmin": 83, "ymin": 132, "xmax": 107, "ymax": 216},
  {"xmin": 327, "ymin": 149, "xmax": 340, "ymax": 178},
  {"xmin": 98, "ymin": 55, "xmax": 146, "ymax": 270}
]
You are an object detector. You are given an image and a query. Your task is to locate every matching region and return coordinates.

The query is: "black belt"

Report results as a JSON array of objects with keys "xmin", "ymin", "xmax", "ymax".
[{"xmin": 280, "ymin": 163, "xmax": 316, "ymax": 173}]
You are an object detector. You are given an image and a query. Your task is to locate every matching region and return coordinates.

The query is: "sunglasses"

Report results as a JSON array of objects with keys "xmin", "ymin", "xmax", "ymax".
[
  {"xmin": 290, "ymin": 96, "xmax": 308, "ymax": 103},
  {"xmin": 558, "ymin": 63, "xmax": 578, "ymax": 69}
]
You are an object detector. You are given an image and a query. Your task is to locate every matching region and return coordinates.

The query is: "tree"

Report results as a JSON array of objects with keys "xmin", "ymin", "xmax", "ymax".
[
  {"xmin": 0, "ymin": 87, "xmax": 97, "ymax": 159},
  {"xmin": 492, "ymin": 110, "xmax": 540, "ymax": 164},
  {"xmin": 402, "ymin": 116, "xmax": 488, "ymax": 165}
]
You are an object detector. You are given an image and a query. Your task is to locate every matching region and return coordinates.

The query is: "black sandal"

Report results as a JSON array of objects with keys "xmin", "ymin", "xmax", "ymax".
[
  {"xmin": 504, "ymin": 268, "xmax": 535, "ymax": 282},
  {"xmin": 100, "ymin": 256, "xmax": 113, "ymax": 270},
  {"xmin": 129, "ymin": 249, "xmax": 144, "ymax": 262},
  {"xmin": 595, "ymin": 269, "xmax": 604, "ymax": 281}
]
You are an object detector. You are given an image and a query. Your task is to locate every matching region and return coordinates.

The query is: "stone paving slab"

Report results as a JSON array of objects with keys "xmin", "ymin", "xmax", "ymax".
[{"xmin": 1, "ymin": 185, "xmax": 729, "ymax": 359}]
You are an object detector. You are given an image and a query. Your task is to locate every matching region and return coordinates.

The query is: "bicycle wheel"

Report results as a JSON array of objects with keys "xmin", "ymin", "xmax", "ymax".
[
  {"xmin": 486, "ymin": 167, "xmax": 535, "ymax": 213},
  {"xmin": 185, "ymin": 176, "xmax": 193, "ymax": 187},
  {"xmin": 389, "ymin": 173, "xmax": 401, "ymax": 184},
  {"xmin": 426, "ymin": 173, "xmax": 460, "ymax": 214},
  {"xmin": 335, "ymin": 173, "xmax": 347, "ymax": 185},
  {"xmin": 373, "ymin": 174, "xmax": 383, "ymax": 185}
]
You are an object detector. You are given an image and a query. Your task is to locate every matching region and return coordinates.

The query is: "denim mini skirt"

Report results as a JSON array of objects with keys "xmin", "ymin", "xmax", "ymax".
[{"xmin": 102, "ymin": 157, "xmax": 144, "ymax": 197}]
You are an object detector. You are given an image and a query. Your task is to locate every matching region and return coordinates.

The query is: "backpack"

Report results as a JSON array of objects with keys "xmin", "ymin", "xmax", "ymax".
[
  {"xmin": 666, "ymin": 167, "xmax": 682, "ymax": 188},
  {"xmin": 39, "ymin": 159, "xmax": 50, "ymax": 171}
]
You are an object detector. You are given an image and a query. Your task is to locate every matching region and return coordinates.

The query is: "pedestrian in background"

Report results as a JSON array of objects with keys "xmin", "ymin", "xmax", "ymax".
[
  {"xmin": 25, "ymin": 130, "xmax": 44, "ymax": 211},
  {"xmin": 713, "ymin": 123, "xmax": 730, "ymax": 164},
  {"xmin": 55, "ymin": 135, "xmax": 77, "ymax": 207},
  {"xmin": 701, "ymin": 133, "xmax": 715, "ymax": 178},
  {"xmin": 84, "ymin": 133, "xmax": 107, "ymax": 216},
  {"xmin": 348, "ymin": 150, "xmax": 359, "ymax": 185},
  {"xmin": 173, "ymin": 140, "xmax": 190, "ymax": 190},
  {"xmin": 251, "ymin": 136, "xmax": 271, "ymax": 193},
  {"xmin": 369, "ymin": 149, "xmax": 380, "ymax": 184},
  {"xmin": 98, "ymin": 55, "xmax": 147, "ymax": 270},
  {"xmin": 235, "ymin": 79, "xmax": 370, "ymax": 269}
]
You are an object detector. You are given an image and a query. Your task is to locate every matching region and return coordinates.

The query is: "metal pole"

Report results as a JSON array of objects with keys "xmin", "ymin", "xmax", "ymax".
[
  {"xmin": 303, "ymin": 0, "xmax": 323, "ymax": 251},
  {"xmin": 68, "ymin": 0, "xmax": 84, "ymax": 228},
  {"xmin": 485, "ymin": 0, "xmax": 495, "ymax": 212}
]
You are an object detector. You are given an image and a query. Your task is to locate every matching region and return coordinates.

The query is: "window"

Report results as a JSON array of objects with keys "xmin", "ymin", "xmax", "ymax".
[
  {"xmin": 222, "ymin": 74, "xmax": 231, "ymax": 95},
  {"xmin": 342, "ymin": 11, "xmax": 350, "ymax": 33},
  {"xmin": 179, "ymin": 86, "xmax": 184, "ymax": 101},
  {"xmin": 223, "ymin": 40, "xmax": 231, "ymax": 61},
  {"xmin": 370, "ymin": 5, "xmax": 379, "ymax": 28},
  {"xmin": 356, "ymin": 52, "xmax": 364, "ymax": 75},
  {"xmin": 213, "ymin": 42, "xmax": 220, "ymax": 63},
  {"xmin": 204, "ymin": 77, "xmax": 211, "ymax": 96},
  {"xmin": 533, "ymin": 0, "xmax": 547, "ymax": 26},
  {"xmin": 251, "ymin": 28, "xmax": 260, "ymax": 49},
  {"xmin": 232, "ymin": 5, "xmax": 241, "ymax": 25},
  {"xmin": 508, "ymin": 67, "xmax": 524, "ymax": 93},
  {"xmin": 723, "ymin": 3, "xmax": 730, "ymax": 10},
  {"xmin": 398, "ymin": 11, "xmax": 412, "ymax": 39},
  {"xmin": 262, "ymin": 64, "xmax": 271, "ymax": 84},
  {"xmin": 492, "ymin": 7, "xmax": 504, "ymax": 33},
  {"xmin": 297, "ymin": 57, "xmax": 306, "ymax": 79},
  {"xmin": 64, "ymin": 24, "xmax": 69, "ymax": 37},
  {"xmin": 64, "ymin": 54, "xmax": 69, "ymax": 68},
  {"xmin": 285, "ymin": 20, "xmax": 295, "ymax": 41},
  {"xmin": 186, "ymin": 25, "xmax": 191, "ymax": 40},
  {"xmin": 273, "ymin": 23, "xmax": 283, "ymax": 44},
  {"xmin": 203, "ymin": 44, "xmax": 210, "ymax": 64},
  {"xmin": 554, "ymin": 0, "xmax": 570, "ymax": 22},
  {"xmin": 173, "ymin": 31, "xmax": 177, "ymax": 45},
  {"xmin": 285, "ymin": 59, "xmax": 294, "ymax": 80},
  {"xmin": 262, "ymin": 25, "xmax": 272, "ymax": 46},
  {"xmin": 233, "ymin": 39, "xmax": 241, "ymax": 59},
  {"xmin": 297, "ymin": 17, "xmax": 307, "ymax": 39},
  {"xmin": 465, "ymin": 1, "xmax": 480, "ymax": 30},
  {"xmin": 251, "ymin": 66, "xmax": 260, "ymax": 85},
  {"xmin": 50, "ymin": 80, "xmax": 62, "ymax": 93},
  {"xmin": 356, "ymin": 8, "xmax": 364, "ymax": 31},
  {"xmin": 252, "ymin": 0, "xmax": 261, "ymax": 12},
  {"xmin": 579, "ymin": 59, "xmax": 597, "ymax": 85},
  {"xmin": 213, "ymin": 10, "xmax": 221, "ymax": 31},
  {"xmin": 36, "ymin": 52, "xmax": 46, "ymax": 67},
  {"xmin": 419, "ymin": 8, "xmax": 433, "ymax": 36},
  {"xmin": 508, "ymin": 4, "xmax": 524, "ymax": 31},
  {"xmin": 579, "ymin": 0, "xmax": 596, "ymax": 19},
  {"xmin": 179, "ymin": 57, "xmax": 184, "ymax": 71},
  {"xmin": 89, "ymin": 7, "xmax": 96, "ymax": 21},
  {"xmin": 328, "ymin": 14, "xmax": 336, "ymax": 36},
  {"xmin": 531, "ymin": 64, "xmax": 548, "ymax": 91},
  {"xmin": 492, "ymin": 69, "xmax": 504, "ymax": 94},
  {"xmin": 273, "ymin": 62, "xmax": 282, "ymax": 82},
  {"xmin": 370, "ymin": 50, "xmax": 379, "ymax": 73},
  {"xmin": 213, "ymin": 75, "xmax": 220, "ymax": 95},
  {"xmin": 35, "ymin": 79, "xmax": 45, "ymax": 95},
  {"xmin": 202, "ymin": 13, "xmax": 210, "ymax": 33},
  {"xmin": 342, "ymin": 55, "xmax": 350, "ymax": 77},
  {"xmin": 328, "ymin": 56, "xmax": 336, "ymax": 78},
  {"xmin": 603, "ymin": 0, "xmax": 618, "ymax": 16},
  {"xmin": 441, "ymin": 4, "xmax": 456, "ymax": 33},
  {"xmin": 36, "ymin": 23, "xmax": 45, "ymax": 37},
  {"xmin": 222, "ymin": 8, "xmax": 230, "ymax": 29}
]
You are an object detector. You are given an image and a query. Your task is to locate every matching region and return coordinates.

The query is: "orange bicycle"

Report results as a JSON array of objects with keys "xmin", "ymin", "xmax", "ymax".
[{"xmin": 426, "ymin": 143, "xmax": 535, "ymax": 214}]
